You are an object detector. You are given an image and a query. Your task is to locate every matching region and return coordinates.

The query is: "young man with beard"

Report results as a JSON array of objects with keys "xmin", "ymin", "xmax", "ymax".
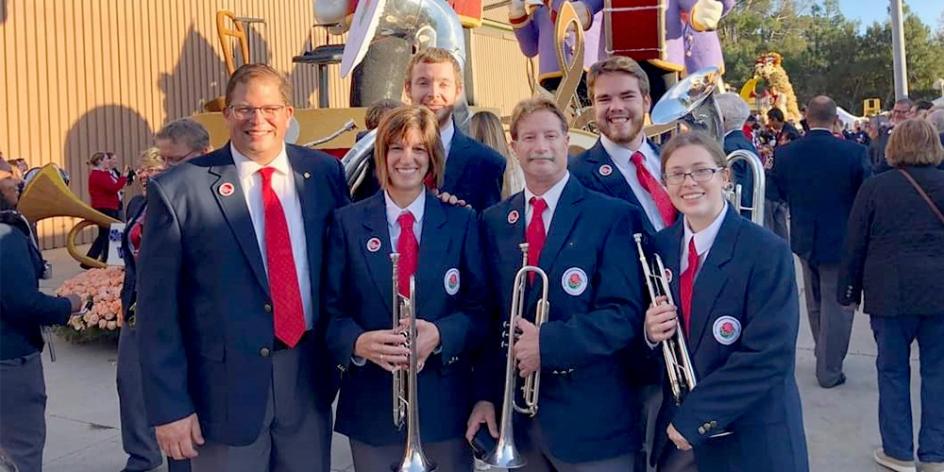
[
  {"xmin": 569, "ymin": 56, "xmax": 678, "ymax": 235},
  {"xmin": 467, "ymin": 97, "xmax": 645, "ymax": 471}
]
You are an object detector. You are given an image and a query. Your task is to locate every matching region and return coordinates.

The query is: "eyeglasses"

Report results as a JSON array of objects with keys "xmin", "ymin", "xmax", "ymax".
[
  {"xmin": 229, "ymin": 105, "xmax": 288, "ymax": 119},
  {"xmin": 663, "ymin": 167, "xmax": 723, "ymax": 185}
]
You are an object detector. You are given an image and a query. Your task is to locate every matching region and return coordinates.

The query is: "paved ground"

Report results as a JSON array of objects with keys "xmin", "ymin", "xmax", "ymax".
[{"xmin": 37, "ymin": 245, "xmax": 919, "ymax": 471}]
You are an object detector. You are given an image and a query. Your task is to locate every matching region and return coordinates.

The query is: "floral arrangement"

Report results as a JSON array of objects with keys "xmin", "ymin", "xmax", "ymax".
[{"xmin": 56, "ymin": 267, "xmax": 124, "ymax": 339}]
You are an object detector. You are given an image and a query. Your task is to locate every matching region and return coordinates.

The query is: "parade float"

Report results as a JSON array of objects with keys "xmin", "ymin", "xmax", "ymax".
[{"xmin": 739, "ymin": 52, "xmax": 802, "ymax": 123}]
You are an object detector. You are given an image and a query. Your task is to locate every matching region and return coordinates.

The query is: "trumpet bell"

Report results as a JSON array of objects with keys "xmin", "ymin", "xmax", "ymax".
[
  {"xmin": 483, "ymin": 438, "xmax": 527, "ymax": 469},
  {"xmin": 18, "ymin": 164, "xmax": 120, "ymax": 269}
]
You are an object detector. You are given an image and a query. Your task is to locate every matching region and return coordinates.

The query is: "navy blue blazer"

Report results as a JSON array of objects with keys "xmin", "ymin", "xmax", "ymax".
[
  {"xmin": 650, "ymin": 206, "xmax": 808, "ymax": 471},
  {"xmin": 478, "ymin": 177, "xmax": 646, "ymax": 463},
  {"xmin": 324, "ymin": 191, "xmax": 488, "ymax": 446},
  {"xmin": 766, "ymin": 129, "xmax": 870, "ymax": 264},
  {"xmin": 119, "ymin": 195, "xmax": 146, "ymax": 323},
  {"xmin": 136, "ymin": 144, "xmax": 350, "ymax": 446},
  {"xmin": 723, "ymin": 130, "xmax": 758, "ymax": 219},
  {"xmin": 351, "ymin": 127, "xmax": 506, "ymax": 210},
  {"xmin": 569, "ymin": 139, "xmax": 673, "ymax": 235},
  {"xmin": 0, "ymin": 217, "xmax": 72, "ymax": 360}
]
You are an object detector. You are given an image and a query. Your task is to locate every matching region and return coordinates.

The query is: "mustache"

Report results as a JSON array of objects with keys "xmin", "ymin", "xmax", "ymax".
[{"xmin": 525, "ymin": 154, "xmax": 556, "ymax": 161}]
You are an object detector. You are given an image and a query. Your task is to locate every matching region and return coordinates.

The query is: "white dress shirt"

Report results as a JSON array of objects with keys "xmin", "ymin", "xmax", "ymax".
[
  {"xmin": 524, "ymin": 171, "xmax": 570, "ymax": 232},
  {"xmin": 230, "ymin": 144, "xmax": 313, "ymax": 330},
  {"xmin": 600, "ymin": 135, "xmax": 667, "ymax": 231},
  {"xmin": 384, "ymin": 190, "xmax": 426, "ymax": 249},
  {"xmin": 440, "ymin": 119, "xmax": 456, "ymax": 159},
  {"xmin": 680, "ymin": 203, "xmax": 728, "ymax": 279}
]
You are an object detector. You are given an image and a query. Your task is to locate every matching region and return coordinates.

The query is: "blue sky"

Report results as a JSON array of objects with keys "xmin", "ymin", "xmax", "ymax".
[{"xmin": 837, "ymin": 0, "xmax": 942, "ymax": 30}]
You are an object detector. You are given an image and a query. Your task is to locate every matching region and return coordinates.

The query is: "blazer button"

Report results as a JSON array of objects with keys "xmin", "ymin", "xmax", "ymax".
[
  {"xmin": 698, "ymin": 426, "xmax": 706, "ymax": 435},
  {"xmin": 710, "ymin": 420, "xmax": 717, "ymax": 427},
  {"xmin": 264, "ymin": 304, "xmax": 273, "ymax": 313},
  {"xmin": 260, "ymin": 347, "xmax": 271, "ymax": 358}
]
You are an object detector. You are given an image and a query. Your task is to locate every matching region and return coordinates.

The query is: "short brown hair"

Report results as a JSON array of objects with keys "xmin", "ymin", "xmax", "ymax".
[
  {"xmin": 365, "ymin": 99, "xmax": 404, "ymax": 130},
  {"xmin": 659, "ymin": 131, "xmax": 728, "ymax": 173},
  {"xmin": 374, "ymin": 106, "xmax": 445, "ymax": 189},
  {"xmin": 885, "ymin": 118, "xmax": 944, "ymax": 167},
  {"xmin": 88, "ymin": 151, "xmax": 113, "ymax": 167},
  {"xmin": 155, "ymin": 118, "xmax": 210, "ymax": 153},
  {"xmin": 587, "ymin": 56, "xmax": 650, "ymax": 101},
  {"xmin": 509, "ymin": 97, "xmax": 568, "ymax": 140},
  {"xmin": 224, "ymin": 64, "xmax": 293, "ymax": 107},
  {"xmin": 404, "ymin": 48, "xmax": 463, "ymax": 89}
]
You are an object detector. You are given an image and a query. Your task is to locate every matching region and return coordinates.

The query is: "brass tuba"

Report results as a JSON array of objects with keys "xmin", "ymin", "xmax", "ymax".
[
  {"xmin": 633, "ymin": 234, "xmax": 696, "ymax": 404},
  {"xmin": 390, "ymin": 253, "xmax": 436, "ymax": 472},
  {"xmin": 650, "ymin": 67, "xmax": 766, "ymax": 225},
  {"xmin": 483, "ymin": 243, "xmax": 550, "ymax": 469},
  {"xmin": 18, "ymin": 164, "xmax": 120, "ymax": 269}
]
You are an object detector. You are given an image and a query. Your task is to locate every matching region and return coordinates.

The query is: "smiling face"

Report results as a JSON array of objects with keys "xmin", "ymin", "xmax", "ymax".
[
  {"xmin": 592, "ymin": 72, "xmax": 651, "ymax": 147},
  {"xmin": 405, "ymin": 61, "xmax": 463, "ymax": 127},
  {"xmin": 663, "ymin": 144, "xmax": 729, "ymax": 226},
  {"xmin": 385, "ymin": 128, "xmax": 431, "ymax": 193},
  {"xmin": 223, "ymin": 78, "xmax": 294, "ymax": 164},
  {"xmin": 511, "ymin": 109, "xmax": 569, "ymax": 191}
]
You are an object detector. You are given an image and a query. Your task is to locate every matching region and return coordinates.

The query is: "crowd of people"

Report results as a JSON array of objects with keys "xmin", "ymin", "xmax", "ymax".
[{"xmin": 1, "ymin": 49, "xmax": 943, "ymax": 472}]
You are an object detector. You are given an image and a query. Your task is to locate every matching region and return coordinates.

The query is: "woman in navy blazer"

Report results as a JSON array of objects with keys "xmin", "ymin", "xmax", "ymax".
[
  {"xmin": 324, "ymin": 106, "xmax": 487, "ymax": 471},
  {"xmin": 644, "ymin": 132, "xmax": 808, "ymax": 472}
]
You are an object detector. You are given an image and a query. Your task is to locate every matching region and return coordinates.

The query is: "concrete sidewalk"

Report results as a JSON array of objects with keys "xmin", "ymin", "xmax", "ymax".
[{"xmin": 37, "ymin": 245, "xmax": 916, "ymax": 471}]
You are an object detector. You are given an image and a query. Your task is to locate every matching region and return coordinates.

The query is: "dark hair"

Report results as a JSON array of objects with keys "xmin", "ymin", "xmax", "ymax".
[
  {"xmin": 155, "ymin": 118, "xmax": 210, "ymax": 153},
  {"xmin": 916, "ymin": 100, "xmax": 934, "ymax": 112},
  {"xmin": 365, "ymin": 99, "xmax": 403, "ymax": 130},
  {"xmin": 766, "ymin": 108, "xmax": 785, "ymax": 123},
  {"xmin": 374, "ymin": 106, "xmax": 445, "ymax": 189}
]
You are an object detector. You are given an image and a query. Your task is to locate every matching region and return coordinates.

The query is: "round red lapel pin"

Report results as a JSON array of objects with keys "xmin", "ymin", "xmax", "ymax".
[
  {"xmin": 366, "ymin": 237, "xmax": 382, "ymax": 253},
  {"xmin": 598, "ymin": 164, "xmax": 613, "ymax": 176},
  {"xmin": 507, "ymin": 210, "xmax": 520, "ymax": 224},
  {"xmin": 218, "ymin": 182, "xmax": 235, "ymax": 197}
]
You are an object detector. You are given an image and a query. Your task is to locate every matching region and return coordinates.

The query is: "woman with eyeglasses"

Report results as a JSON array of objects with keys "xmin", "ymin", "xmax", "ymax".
[
  {"xmin": 323, "ymin": 105, "xmax": 487, "ymax": 471},
  {"xmin": 643, "ymin": 132, "xmax": 809, "ymax": 472}
]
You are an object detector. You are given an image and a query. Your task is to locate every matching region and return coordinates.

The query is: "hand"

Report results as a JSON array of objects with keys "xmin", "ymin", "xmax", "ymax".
[
  {"xmin": 572, "ymin": 1, "xmax": 593, "ymax": 30},
  {"xmin": 354, "ymin": 329, "xmax": 410, "ymax": 372},
  {"xmin": 645, "ymin": 296, "xmax": 679, "ymax": 343},
  {"xmin": 400, "ymin": 318, "xmax": 440, "ymax": 371},
  {"xmin": 667, "ymin": 423, "xmax": 692, "ymax": 451},
  {"xmin": 688, "ymin": 0, "xmax": 724, "ymax": 31},
  {"xmin": 513, "ymin": 317, "xmax": 541, "ymax": 378},
  {"xmin": 465, "ymin": 401, "xmax": 499, "ymax": 442},
  {"xmin": 433, "ymin": 189, "xmax": 468, "ymax": 208},
  {"xmin": 509, "ymin": 0, "xmax": 529, "ymax": 21},
  {"xmin": 155, "ymin": 413, "xmax": 205, "ymax": 460},
  {"xmin": 63, "ymin": 293, "xmax": 83, "ymax": 313}
]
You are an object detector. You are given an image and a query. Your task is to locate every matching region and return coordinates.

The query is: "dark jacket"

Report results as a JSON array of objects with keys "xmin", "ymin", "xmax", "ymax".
[
  {"xmin": 119, "ymin": 195, "xmax": 147, "ymax": 323},
  {"xmin": 723, "ymin": 130, "xmax": 759, "ymax": 218},
  {"xmin": 1, "ymin": 213, "xmax": 72, "ymax": 360},
  {"xmin": 766, "ymin": 130, "xmax": 871, "ymax": 264},
  {"xmin": 838, "ymin": 165, "xmax": 944, "ymax": 316}
]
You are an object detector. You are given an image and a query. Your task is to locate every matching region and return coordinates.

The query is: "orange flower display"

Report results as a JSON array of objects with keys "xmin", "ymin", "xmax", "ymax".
[{"xmin": 56, "ymin": 267, "xmax": 124, "ymax": 332}]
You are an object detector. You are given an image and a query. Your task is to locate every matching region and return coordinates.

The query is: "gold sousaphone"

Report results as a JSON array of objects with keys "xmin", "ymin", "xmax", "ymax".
[{"xmin": 19, "ymin": 164, "xmax": 120, "ymax": 269}]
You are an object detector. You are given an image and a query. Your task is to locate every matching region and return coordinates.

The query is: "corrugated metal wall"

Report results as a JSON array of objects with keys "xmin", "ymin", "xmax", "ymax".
[{"xmin": 1, "ymin": 0, "xmax": 532, "ymax": 248}]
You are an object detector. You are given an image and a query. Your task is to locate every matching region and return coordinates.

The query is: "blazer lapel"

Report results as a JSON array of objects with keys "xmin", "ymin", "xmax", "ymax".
[
  {"xmin": 209, "ymin": 147, "xmax": 270, "ymax": 295},
  {"xmin": 361, "ymin": 193, "xmax": 394, "ymax": 313},
  {"xmin": 416, "ymin": 193, "xmax": 450, "ymax": 316},
  {"xmin": 442, "ymin": 129, "xmax": 471, "ymax": 191},
  {"xmin": 586, "ymin": 141, "xmax": 637, "ymax": 204},
  {"xmin": 660, "ymin": 219, "xmax": 684, "ymax": 312},
  {"xmin": 288, "ymin": 147, "xmax": 321, "ymax": 301},
  {"xmin": 527, "ymin": 178, "xmax": 584, "ymax": 308},
  {"xmin": 689, "ymin": 207, "xmax": 740, "ymax": 354}
]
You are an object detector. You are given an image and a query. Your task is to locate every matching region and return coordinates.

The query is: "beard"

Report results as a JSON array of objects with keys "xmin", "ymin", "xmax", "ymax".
[{"xmin": 599, "ymin": 115, "xmax": 645, "ymax": 145}]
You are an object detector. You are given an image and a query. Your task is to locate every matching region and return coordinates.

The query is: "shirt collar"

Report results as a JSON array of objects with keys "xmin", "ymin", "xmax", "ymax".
[
  {"xmin": 600, "ymin": 134, "xmax": 657, "ymax": 167},
  {"xmin": 384, "ymin": 190, "xmax": 426, "ymax": 226},
  {"xmin": 440, "ymin": 119, "xmax": 455, "ymax": 150},
  {"xmin": 230, "ymin": 143, "xmax": 290, "ymax": 181},
  {"xmin": 524, "ymin": 171, "xmax": 570, "ymax": 212},
  {"xmin": 809, "ymin": 127, "xmax": 832, "ymax": 133},
  {"xmin": 683, "ymin": 203, "xmax": 728, "ymax": 257}
]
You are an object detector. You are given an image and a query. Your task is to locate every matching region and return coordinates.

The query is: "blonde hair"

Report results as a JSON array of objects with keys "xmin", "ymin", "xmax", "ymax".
[
  {"xmin": 225, "ymin": 64, "xmax": 293, "ymax": 107},
  {"xmin": 587, "ymin": 56, "xmax": 651, "ymax": 101},
  {"xmin": 137, "ymin": 147, "xmax": 165, "ymax": 170},
  {"xmin": 509, "ymin": 97, "xmax": 568, "ymax": 140},
  {"xmin": 404, "ymin": 48, "xmax": 463, "ymax": 89},
  {"xmin": 885, "ymin": 118, "xmax": 944, "ymax": 167},
  {"xmin": 470, "ymin": 112, "xmax": 511, "ymax": 158},
  {"xmin": 374, "ymin": 106, "xmax": 445, "ymax": 189},
  {"xmin": 659, "ymin": 132, "xmax": 728, "ymax": 172}
]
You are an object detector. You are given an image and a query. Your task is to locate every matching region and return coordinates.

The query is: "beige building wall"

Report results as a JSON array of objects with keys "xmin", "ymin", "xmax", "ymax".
[{"xmin": 0, "ymin": 0, "xmax": 532, "ymax": 249}]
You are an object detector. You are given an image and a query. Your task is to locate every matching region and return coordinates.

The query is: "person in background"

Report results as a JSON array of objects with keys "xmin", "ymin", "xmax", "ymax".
[
  {"xmin": 469, "ymin": 111, "xmax": 523, "ymax": 198},
  {"xmin": 84, "ymin": 151, "xmax": 128, "ymax": 267},
  {"xmin": 927, "ymin": 109, "xmax": 944, "ymax": 146},
  {"xmin": 767, "ymin": 107, "xmax": 800, "ymax": 144},
  {"xmin": 1, "ymin": 160, "xmax": 85, "ymax": 472},
  {"xmin": 716, "ymin": 92, "xmax": 758, "ymax": 219},
  {"xmin": 352, "ymin": 98, "xmax": 403, "ymax": 202},
  {"xmin": 838, "ymin": 118, "xmax": 944, "ymax": 472},
  {"xmin": 117, "ymin": 118, "xmax": 210, "ymax": 472},
  {"xmin": 913, "ymin": 100, "xmax": 934, "ymax": 120}
]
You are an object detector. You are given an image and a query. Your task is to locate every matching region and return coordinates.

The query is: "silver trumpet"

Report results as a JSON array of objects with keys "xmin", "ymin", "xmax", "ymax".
[
  {"xmin": 390, "ymin": 253, "xmax": 436, "ymax": 472},
  {"xmin": 633, "ymin": 234, "xmax": 697, "ymax": 404},
  {"xmin": 483, "ymin": 243, "xmax": 550, "ymax": 469}
]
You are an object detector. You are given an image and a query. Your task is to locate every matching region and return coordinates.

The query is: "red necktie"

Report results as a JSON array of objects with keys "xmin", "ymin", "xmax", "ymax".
[
  {"xmin": 258, "ymin": 167, "xmax": 305, "ymax": 348},
  {"xmin": 526, "ymin": 197, "xmax": 548, "ymax": 282},
  {"xmin": 397, "ymin": 211, "xmax": 419, "ymax": 296},
  {"xmin": 679, "ymin": 237, "xmax": 699, "ymax": 335},
  {"xmin": 630, "ymin": 152, "xmax": 677, "ymax": 227},
  {"xmin": 129, "ymin": 208, "xmax": 146, "ymax": 260}
]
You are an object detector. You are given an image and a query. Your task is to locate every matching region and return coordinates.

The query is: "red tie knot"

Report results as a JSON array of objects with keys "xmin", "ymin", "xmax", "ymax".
[
  {"xmin": 530, "ymin": 196, "xmax": 548, "ymax": 214},
  {"xmin": 688, "ymin": 237, "xmax": 699, "ymax": 267},
  {"xmin": 258, "ymin": 166, "xmax": 277, "ymax": 183},
  {"xmin": 630, "ymin": 151, "xmax": 645, "ymax": 166},
  {"xmin": 398, "ymin": 211, "xmax": 415, "ymax": 231}
]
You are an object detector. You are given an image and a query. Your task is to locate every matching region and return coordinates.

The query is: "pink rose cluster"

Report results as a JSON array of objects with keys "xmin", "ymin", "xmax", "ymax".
[{"xmin": 56, "ymin": 267, "xmax": 125, "ymax": 331}]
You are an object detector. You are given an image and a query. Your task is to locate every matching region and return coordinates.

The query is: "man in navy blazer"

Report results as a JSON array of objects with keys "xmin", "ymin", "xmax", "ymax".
[
  {"xmin": 468, "ymin": 97, "xmax": 645, "ymax": 470},
  {"xmin": 136, "ymin": 65, "xmax": 350, "ymax": 472},
  {"xmin": 404, "ymin": 48, "xmax": 506, "ymax": 211},
  {"xmin": 767, "ymin": 95, "xmax": 870, "ymax": 389},
  {"xmin": 569, "ymin": 56, "xmax": 677, "ymax": 235},
  {"xmin": 717, "ymin": 92, "xmax": 758, "ymax": 219}
]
